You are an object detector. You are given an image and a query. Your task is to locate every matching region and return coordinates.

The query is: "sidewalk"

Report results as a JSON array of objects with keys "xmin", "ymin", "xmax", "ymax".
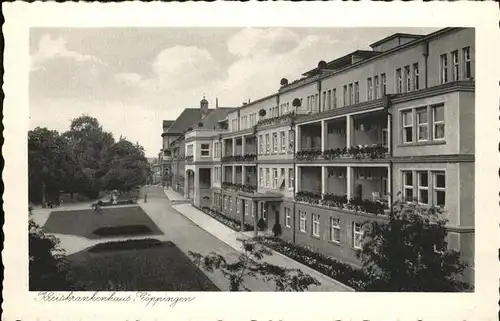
[
  {"xmin": 163, "ymin": 187, "xmax": 191, "ymax": 204},
  {"xmin": 164, "ymin": 188, "xmax": 354, "ymax": 292}
]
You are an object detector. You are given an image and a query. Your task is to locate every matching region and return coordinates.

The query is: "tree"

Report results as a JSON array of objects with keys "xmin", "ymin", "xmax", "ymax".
[
  {"xmin": 99, "ymin": 139, "xmax": 150, "ymax": 193},
  {"xmin": 28, "ymin": 127, "xmax": 68, "ymax": 205},
  {"xmin": 189, "ymin": 238, "xmax": 320, "ymax": 291},
  {"xmin": 357, "ymin": 201, "xmax": 470, "ymax": 292},
  {"xmin": 29, "ymin": 207, "xmax": 75, "ymax": 290}
]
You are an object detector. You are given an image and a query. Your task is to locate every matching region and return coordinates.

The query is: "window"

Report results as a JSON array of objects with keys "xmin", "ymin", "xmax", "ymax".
[
  {"xmin": 403, "ymin": 171, "xmax": 414, "ymax": 201},
  {"xmin": 252, "ymin": 202, "xmax": 256, "ymax": 217},
  {"xmin": 440, "ymin": 54, "xmax": 448, "ymax": 83},
  {"xmin": 451, "ymin": 51, "xmax": 459, "ymax": 81},
  {"xmin": 259, "ymin": 168, "xmax": 264, "ymax": 186},
  {"xmin": 462, "ymin": 47, "xmax": 471, "ymax": 79},
  {"xmin": 416, "ymin": 108, "xmax": 428, "ymax": 141},
  {"xmin": 288, "ymin": 168, "xmax": 294, "ymax": 190},
  {"xmin": 280, "ymin": 131, "xmax": 286, "ymax": 153},
  {"xmin": 285, "ymin": 208, "xmax": 291, "ymax": 228},
  {"xmin": 315, "ymin": 93, "xmax": 319, "ymax": 112},
  {"xmin": 322, "ymin": 91, "xmax": 327, "ymax": 112},
  {"xmin": 404, "ymin": 65, "xmax": 411, "ymax": 92},
  {"xmin": 260, "ymin": 202, "xmax": 267, "ymax": 220},
  {"xmin": 367, "ymin": 77, "xmax": 373, "ymax": 100},
  {"xmin": 258, "ymin": 135, "xmax": 263, "ymax": 154},
  {"xmin": 349, "ymin": 83, "xmax": 354, "ymax": 105},
  {"xmin": 332, "ymin": 88, "xmax": 337, "ymax": 108},
  {"xmin": 312, "ymin": 213, "xmax": 320, "ymax": 237},
  {"xmin": 396, "ymin": 68, "xmax": 402, "ymax": 93},
  {"xmin": 244, "ymin": 200, "xmax": 249, "ymax": 216},
  {"xmin": 272, "ymin": 133, "xmax": 278, "ymax": 153},
  {"xmin": 299, "ymin": 211, "xmax": 306, "ymax": 232},
  {"xmin": 432, "ymin": 105, "xmax": 445, "ymax": 140},
  {"xmin": 413, "ymin": 63, "xmax": 419, "ymax": 90},
  {"xmin": 353, "ymin": 222, "xmax": 364, "ymax": 249},
  {"xmin": 229, "ymin": 197, "xmax": 233, "ymax": 211},
  {"xmin": 266, "ymin": 168, "xmax": 270, "ymax": 187},
  {"xmin": 402, "ymin": 110, "xmax": 413, "ymax": 143},
  {"xmin": 288, "ymin": 130, "xmax": 294, "ymax": 152},
  {"xmin": 417, "ymin": 171, "xmax": 429, "ymax": 205},
  {"xmin": 236, "ymin": 198, "xmax": 240, "ymax": 214},
  {"xmin": 434, "ymin": 172, "xmax": 446, "ymax": 207},
  {"xmin": 381, "ymin": 73, "xmax": 387, "ymax": 95},
  {"xmin": 186, "ymin": 144, "xmax": 194, "ymax": 156},
  {"xmin": 330, "ymin": 217, "xmax": 340, "ymax": 243},
  {"xmin": 273, "ymin": 168, "xmax": 278, "ymax": 189},
  {"xmin": 374, "ymin": 76, "xmax": 379, "ymax": 99},
  {"xmin": 343, "ymin": 85, "xmax": 348, "ymax": 106},
  {"xmin": 200, "ymin": 143, "xmax": 210, "ymax": 157},
  {"xmin": 265, "ymin": 134, "xmax": 270, "ymax": 153},
  {"xmin": 327, "ymin": 90, "xmax": 332, "ymax": 110},
  {"xmin": 354, "ymin": 82, "xmax": 359, "ymax": 104},
  {"xmin": 223, "ymin": 196, "xmax": 228, "ymax": 210}
]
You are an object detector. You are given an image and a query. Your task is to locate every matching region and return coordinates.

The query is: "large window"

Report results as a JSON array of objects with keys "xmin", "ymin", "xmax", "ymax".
[
  {"xmin": 265, "ymin": 134, "xmax": 270, "ymax": 154},
  {"xmin": 259, "ymin": 167, "xmax": 264, "ymax": 186},
  {"xmin": 403, "ymin": 171, "xmax": 414, "ymax": 201},
  {"xmin": 402, "ymin": 110, "xmax": 413, "ymax": 143},
  {"xmin": 374, "ymin": 76, "xmax": 379, "ymax": 99},
  {"xmin": 312, "ymin": 213, "xmax": 320, "ymax": 237},
  {"xmin": 440, "ymin": 54, "xmax": 448, "ymax": 83},
  {"xmin": 416, "ymin": 107, "xmax": 428, "ymax": 142},
  {"xmin": 258, "ymin": 135, "xmax": 263, "ymax": 154},
  {"xmin": 299, "ymin": 211, "xmax": 307, "ymax": 232},
  {"xmin": 200, "ymin": 143, "xmax": 210, "ymax": 157},
  {"xmin": 404, "ymin": 65, "xmax": 411, "ymax": 92},
  {"xmin": 396, "ymin": 68, "xmax": 402, "ymax": 93},
  {"xmin": 462, "ymin": 47, "xmax": 471, "ymax": 79},
  {"xmin": 332, "ymin": 88, "xmax": 337, "ymax": 108},
  {"xmin": 353, "ymin": 222, "xmax": 364, "ymax": 249},
  {"xmin": 288, "ymin": 168, "xmax": 294, "ymax": 190},
  {"xmin": 330, "ymin": 217, "xmax": 340, "ymax": 243},
  {"xmin": 327, "ymin": 90, "xmax": 332, "ymax": 110},
  {"xmin": 273, "ymin": 133, "xmax": 278, "ymax": 153},
  {"xmin": 381, "ymin": 73, "xmax": 387, "ymax": 95},
  {"xmin": 288, "ymin": 130, "xmax": 294, "ymax": 153},
  {"xmin": 244, "ymin": 199, "xmax": 249, "ymax": 216},
  {"xmin": 343, "ymin": 85, "xmax": 348, "ymax": 106},
  {"xmin": 354, "ymin": 82, "xmax": 359, "ymax": 104},
  {"xmin": 272, "ymin": 168, "xmax": 278, "ymax": 189},
  {"xmin": 413, "ymin": 63, "xmax": 419, "ymax": 90},
  {"xmin": 322, "ymin": 91, "xmax": 327, "ymax": 112},
  {"xmin": 367, "ymin": 77, "xmax": 373, "ymax": 100},
  {"xmin": 451, "ymin": 50, "xmax": 459, "ymax": 81},
  {"xmin": 349, "ymin": 84, "xmax": 354, "ymax": 105},
  {"xmin": 417, "ymin": 171, "xmax": 429, "ymax": 205},
  {"xmin": 280, "ymin": 131, "xmax": 286, "ymax": 153},
  {"xmin": 266, "ymin": 168, "xmax": 270, "ymax": 187},
  {"xmin": 434, "ymin": 172, "xmax": 446, "ymax": 207},
  {"xmin": 236, "ymin": 198, "xmax": 240, "ymax": 214},
  {"xmin": 433, "ymin": 104, "xmax": 445, "ymax": 140},
  {"xmin": 285, "ymin": 208, "xmax": 291, "ymax": 228}
]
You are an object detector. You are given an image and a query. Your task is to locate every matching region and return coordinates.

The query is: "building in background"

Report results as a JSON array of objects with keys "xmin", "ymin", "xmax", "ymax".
[{"xmin": 162, "ymin": 27, "xmax": 475, "ymax": 284}]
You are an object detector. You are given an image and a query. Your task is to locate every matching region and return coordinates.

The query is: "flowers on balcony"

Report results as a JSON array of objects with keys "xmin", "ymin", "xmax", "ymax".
[
  {"xmin": 294, "ymin": 191, "xmax": 322, "ymax": 204},
  {"xmin": 295, "ymin": 192, "xmax": 389, "ymax": 215},
  {"xmin": 296, "ymin": 144, "xmax": 389, "ymax": 161},
  {"xmin": 256, "ymin": 112, "xmax": 293, "ymax": 128},
  {"xmin": 221, "ymin": 153, "xmax": 257, "ymax": 163},
  {"xmin": 221, "ymin": 182, "xmax": 257, "ymax": 193}
]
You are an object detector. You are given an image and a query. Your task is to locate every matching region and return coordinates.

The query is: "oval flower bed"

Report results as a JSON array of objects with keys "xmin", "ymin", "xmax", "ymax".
[
  {"xmin": 200, "ymin": 207, "xmax": 253, "ymax": 232},
  {"xmin": 255, "ymin": 236, "xmax": 369, "ymax": 291}
]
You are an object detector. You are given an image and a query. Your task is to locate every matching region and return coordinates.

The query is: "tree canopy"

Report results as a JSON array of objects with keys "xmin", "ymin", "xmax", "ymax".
[{"xmin": 357, "ymin": 201, "xmax": 470, "ymax": 292}]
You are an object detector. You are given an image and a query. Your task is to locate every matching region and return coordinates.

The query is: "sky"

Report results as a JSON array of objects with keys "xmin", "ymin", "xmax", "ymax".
[{"xmin": 29, "ymin": 27, "xmax": 438, "ymax": 157}]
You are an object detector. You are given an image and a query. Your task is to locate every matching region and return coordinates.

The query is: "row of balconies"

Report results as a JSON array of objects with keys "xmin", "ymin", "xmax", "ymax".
[
  {"xmin": 296, "ymin": 144, "xmax": 388, "ymax": 161},
  {"xmin": 221, "ymin": 182, "xmax": 258, "ymax": 193},
  {"xmin": 221, "ymin": 153, "xmax": 257, "ymax": 163}
]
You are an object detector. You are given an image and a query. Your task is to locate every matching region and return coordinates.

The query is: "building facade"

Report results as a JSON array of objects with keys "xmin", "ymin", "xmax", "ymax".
[{"xmin": 164, "ymin": 27, "xmax": 475, "ymax": 284}]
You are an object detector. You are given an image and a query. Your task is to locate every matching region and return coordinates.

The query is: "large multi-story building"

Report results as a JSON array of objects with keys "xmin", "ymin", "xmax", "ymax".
[{"xmin": 163, "ymin": 27, "xmax": 475, "ymax": 284}]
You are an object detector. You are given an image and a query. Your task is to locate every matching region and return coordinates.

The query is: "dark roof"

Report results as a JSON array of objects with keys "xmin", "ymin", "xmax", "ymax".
[
  {"xmin": 369, "ymin": 33, "xmax": 424, "ymax": 49},
  {"xmin": 162, "ymin": 120, "xmax": 175, "ymax": 130},
  {"xmin": 163, "ymin": 108, "xmax": 208, "ymax": 135},
  {"xmin": 302, "ymin": 50, "xmax": 381, "ymax": 77},
  {"xmin": 196, "ymin": 107, "xmax": 235, "ymax": 130}
]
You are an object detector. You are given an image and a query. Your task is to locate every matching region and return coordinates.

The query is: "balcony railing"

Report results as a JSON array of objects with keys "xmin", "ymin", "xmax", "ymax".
[
  {"xmin": 221, "ymin": 182, "xmax": 257, "ymax": 193},
  {"xmin": 295, "ymin": 191, "xmax": 389, "ymax": 215},
  {"xmin": 221, "ymin": 153, "xmax": 257, "ymax": 163},
  {"xmin": 296, "ymin": 144, "xmax": 388, "ymax": 161},
  {"xmin": 256, "ymin": 112, "xmax": 293, "ymax": 128}
]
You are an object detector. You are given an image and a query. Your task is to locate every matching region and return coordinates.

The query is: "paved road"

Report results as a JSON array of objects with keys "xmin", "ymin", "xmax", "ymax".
[{"xmin": 138, "ymin": 186, "xmax": 276, "ymax": 291}]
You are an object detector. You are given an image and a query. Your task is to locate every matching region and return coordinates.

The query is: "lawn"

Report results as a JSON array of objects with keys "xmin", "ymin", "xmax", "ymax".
[
  {"xmin": 42, "ymin": 206, "xmax": 163, "ymax": 239},
  {"xmin": 66, "ymin": 239, "xmax": 220, "ymax": 291}
]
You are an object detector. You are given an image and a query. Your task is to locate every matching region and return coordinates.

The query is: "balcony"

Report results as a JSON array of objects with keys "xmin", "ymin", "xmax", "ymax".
[
  {"xmin": 222, "ymin": 135, "xmax": 258, "ymax": 159},
  {"xmin": 221, "ymin": 153, "xmax": 257, "ymax": 163},
  {"xmin": 222, "ymin": 182, "xmax": 258, "ymax": 193},
  {"xmin": 296, "ymin": 144, "xmax": 389, "ymax": 161},
  {"xmin": 256, "ymin": 112, "xmax": 293, "ymax": 129}
]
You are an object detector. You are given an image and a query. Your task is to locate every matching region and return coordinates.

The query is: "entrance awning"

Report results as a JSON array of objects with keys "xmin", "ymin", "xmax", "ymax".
[{"xmin": 236, "ymin": 191, "xmax": 283, "ymax": 202}]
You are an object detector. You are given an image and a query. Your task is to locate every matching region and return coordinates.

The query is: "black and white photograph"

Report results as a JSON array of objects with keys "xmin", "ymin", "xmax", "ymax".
[
  {"xmin": 27, "ymin": 26, "xmax": 475, "ymax": 292},
  {"xmin": 3, "ymin": 2, "xmax": 499, "ymax": 321}
]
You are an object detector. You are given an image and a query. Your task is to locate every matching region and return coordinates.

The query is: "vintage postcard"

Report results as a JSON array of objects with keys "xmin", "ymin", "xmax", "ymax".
[{"xmin": 2, "ymin": 2, "xmax": 499, "ymax": 321}]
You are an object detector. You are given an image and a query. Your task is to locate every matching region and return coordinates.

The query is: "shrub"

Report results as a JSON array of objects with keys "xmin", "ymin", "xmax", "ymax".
[
  {"xmin": 92, "ymin": 225, "xmax": 153, "ymax": 237},
  {"xmin": 88, "ymin": 238, "xmax": 163, "ymax": 253}
]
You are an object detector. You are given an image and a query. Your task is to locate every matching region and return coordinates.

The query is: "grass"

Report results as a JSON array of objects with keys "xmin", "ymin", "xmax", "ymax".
[
  {"xmin": 92, "ymin": 225, "xmax": 153, "ymax": 237},
  {"xmin": 66, "ymin": 239, "xmax": 220, "ymax": 291},
  {"xmin": 42, "ymin": 206, "xmax": 163, "ymax": 239}
]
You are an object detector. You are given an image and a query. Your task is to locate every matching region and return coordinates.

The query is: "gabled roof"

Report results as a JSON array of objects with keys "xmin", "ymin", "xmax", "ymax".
[
  {"xmin": 163, "ymin": 108, "xmax": 209, "ymax": 135},
  {"xmin": 302, "ymin": 50, "xmax": 381, "ymax": 77},
  {"xmin": 196, "ymin": 107, "xmax": 235, "ymax": 130}
]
